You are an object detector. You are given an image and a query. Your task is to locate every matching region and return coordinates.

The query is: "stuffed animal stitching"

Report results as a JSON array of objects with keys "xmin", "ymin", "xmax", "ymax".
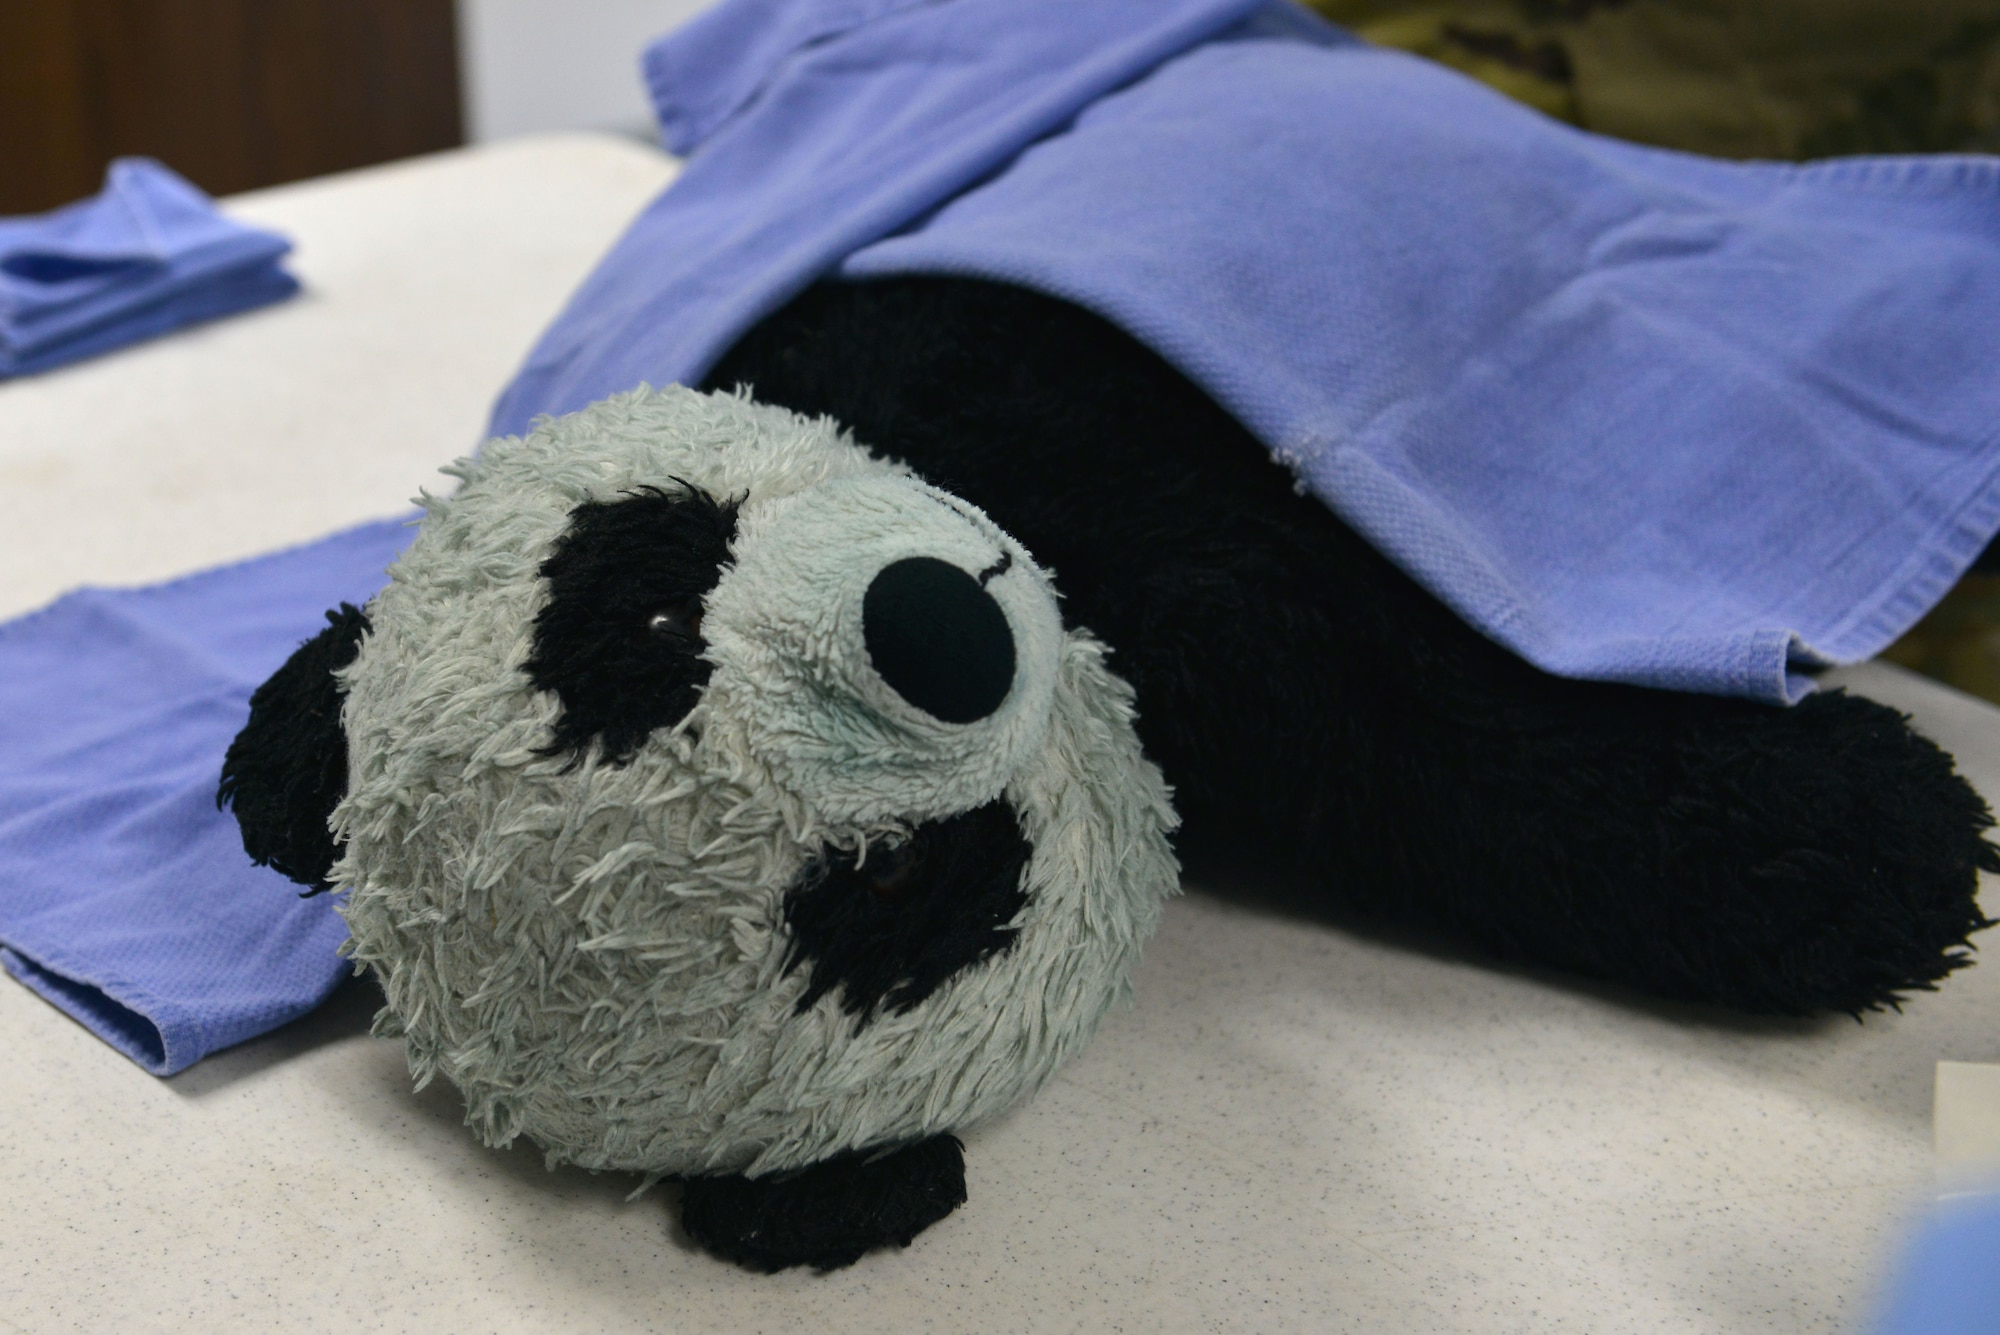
[{"xmin": 221, "ymin": 274, "xmax": 1997, "ymax": 1271}]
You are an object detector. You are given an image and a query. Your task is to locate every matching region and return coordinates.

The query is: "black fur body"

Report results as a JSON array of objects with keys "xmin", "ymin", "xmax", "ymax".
[{"xmin": 707, "ymin": 275, "xmax": 1998, "ymax": 1018}]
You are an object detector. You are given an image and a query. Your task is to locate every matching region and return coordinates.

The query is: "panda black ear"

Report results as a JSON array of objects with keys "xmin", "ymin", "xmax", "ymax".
[{"xmin": 217, "ymin": 603, "xmax": 370, "ymax": 895}]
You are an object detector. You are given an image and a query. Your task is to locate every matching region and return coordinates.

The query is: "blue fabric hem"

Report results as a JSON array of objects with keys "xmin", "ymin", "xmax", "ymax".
[
  {"xmin": 1, "ymin": 945, "xmax": 181, "ymax": 1074},
  {"xmin": 1801, "ymin": 423, "xmax": 2000, "ymax": 665}
]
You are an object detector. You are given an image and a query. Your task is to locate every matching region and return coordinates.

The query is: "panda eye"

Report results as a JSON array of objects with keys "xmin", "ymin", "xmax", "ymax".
[
  {"xmin": 647, "ymin": 602, "xmax": 703, "ymax": 643},
  {"xmin": 863, "ymin": 841, "xmax": 922, "ymax": 904}
]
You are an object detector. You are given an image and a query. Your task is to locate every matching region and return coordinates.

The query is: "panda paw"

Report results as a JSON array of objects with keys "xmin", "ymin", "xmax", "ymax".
[
  {"xmin": 1469, "ymin": 685, "xmax": 2000, "ymax": 1016},
  {"xmin": 1636, "ymin": 687, "xmax": 2000, "ymax": 1016},
  {"xmin": 678, "ymin": 1135, "xmax": 967, "ymax": 1272}
]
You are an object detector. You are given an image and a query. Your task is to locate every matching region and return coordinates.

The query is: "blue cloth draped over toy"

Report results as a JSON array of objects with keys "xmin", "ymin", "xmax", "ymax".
[
  {"xmin": 5, "ymin": 0, "xmax": 2000, "ymax": 1073},
  {"xmin": 0, "ymin": 159, "xmax": 298, "ymax": 379},
  {"xmin": 500, "ymin": 0, "xmax": 2000, "ymax": 704}
]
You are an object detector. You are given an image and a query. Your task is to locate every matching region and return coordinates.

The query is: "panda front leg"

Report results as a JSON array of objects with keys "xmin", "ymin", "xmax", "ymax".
[
  {"xmin": 709, "ymin": 274, "xmax": 1996, "ymax": 1017},
  {"xmin": 679, "ymin": 1136, "xmax": 967, "ymax": 1272}
]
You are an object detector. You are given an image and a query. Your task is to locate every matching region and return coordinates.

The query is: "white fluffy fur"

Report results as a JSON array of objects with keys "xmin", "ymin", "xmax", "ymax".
[{"xmin": 332, "ymin": 386, "xmax": 1178, "ymax": 1177}]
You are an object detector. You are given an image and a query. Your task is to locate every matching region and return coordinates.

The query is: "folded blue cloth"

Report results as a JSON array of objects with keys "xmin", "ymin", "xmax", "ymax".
[
  {"xmin": 0, "ymin": 520, "xmax": 409, "ymax": 1073},
  {"xmin": 0, "ymin": 158, "xmax": 298, "ymax": 378},
  {"xmin": 499, "ymin": 0, "xmax": 2000, "ymax": 702}
]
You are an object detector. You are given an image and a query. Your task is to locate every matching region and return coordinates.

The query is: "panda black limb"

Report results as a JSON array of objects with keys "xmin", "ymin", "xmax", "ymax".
[
  {"xmin": 707, "ymin": 275, "xmax": 1999, "ymax": 1017},
  {"xmin": 216, "ymin": 603, "xmax": 370, "ymax": 894},
  {"xmin": 679, "ymin": 1135, "xmax": 968, "ymax": 1272}
]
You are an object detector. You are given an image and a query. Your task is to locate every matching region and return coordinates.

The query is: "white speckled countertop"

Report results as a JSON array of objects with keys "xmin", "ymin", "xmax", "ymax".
[{"xmin": 2, "ymin": 132, "xmax": 1994, "ymax": 1334}]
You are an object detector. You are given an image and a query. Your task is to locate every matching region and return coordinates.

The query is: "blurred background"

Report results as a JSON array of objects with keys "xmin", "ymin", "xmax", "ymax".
[
  {"xmin": 6, "ymin": 0, "xmax": 1999, "ymax": 215},
  {"xmin": 0, "ymin": 0, "xmax": 711, "ymax": 214}
]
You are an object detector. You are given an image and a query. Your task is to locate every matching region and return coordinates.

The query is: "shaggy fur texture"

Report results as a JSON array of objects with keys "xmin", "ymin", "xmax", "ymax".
[
  {"xmin": 707, "ymin": 276, "xmax": 1998, "ymax": 1017},
  {"xmin": 327, "ymin": 387, "xmax": 1178, "ymax": 1185}
]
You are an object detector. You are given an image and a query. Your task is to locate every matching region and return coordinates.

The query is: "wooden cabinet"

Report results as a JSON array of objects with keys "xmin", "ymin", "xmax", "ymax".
[{"xmin": 0, "ymin": 0, "xmax": 463, "ymax": 213}]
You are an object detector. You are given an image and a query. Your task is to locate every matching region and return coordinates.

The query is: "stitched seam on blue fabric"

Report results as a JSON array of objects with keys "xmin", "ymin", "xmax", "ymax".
[
  {"xmin": 1794, "ymin": 395, "xmax": 2000, "ymax": 654},
  {"xmin": 1309, "ymin": 440, "xmax": 1539, "ymax": 644},
  {"xmin": 0, "ymin": 931, "xmax": 184, "ymax": 1064},
  {"xmin": 1814, "ymin": 446, "xmax": 2000, "ymax": 661},
  {"xmin": 0, "ymin": 950, "xmax": 171, "ymax": 1071},
  {"xmin": 1791, "ymin": 155, "xmax": 2000, "ymax": 199}
]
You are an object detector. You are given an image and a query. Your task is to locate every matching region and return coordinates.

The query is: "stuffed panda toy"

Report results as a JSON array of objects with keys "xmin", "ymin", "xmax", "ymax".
[{"xmin": 218, "ymin": 275, "xmax": 1996, "ymax": 1272}]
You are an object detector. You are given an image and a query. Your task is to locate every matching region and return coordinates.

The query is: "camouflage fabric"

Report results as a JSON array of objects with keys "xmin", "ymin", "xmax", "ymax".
[
  {"xmin": 1309, "ymin": 0, "xmax": 2000, "ymax": 702},
  {"xmin": 1878, "ymin": 578, "xmax": 2000, "ymax": 704},
  {"xmin": 1306, "ymin": 0, "xmax": 2000, "ymax": 160}
]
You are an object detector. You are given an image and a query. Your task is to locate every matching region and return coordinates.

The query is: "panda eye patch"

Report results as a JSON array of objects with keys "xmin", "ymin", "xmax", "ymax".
[
  {"xmin": 524, "ymin": 484, "xmax": 739, "ymax": 764},
  {"xmin": 783, "ymin": 800, "xmax": 1033, "ymax": 1023}
]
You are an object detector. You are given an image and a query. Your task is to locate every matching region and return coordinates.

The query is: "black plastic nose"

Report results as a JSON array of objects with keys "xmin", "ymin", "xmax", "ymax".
[{"xmin": 863, "ymin": 557, "xmax": 1016, "ymax": 723}]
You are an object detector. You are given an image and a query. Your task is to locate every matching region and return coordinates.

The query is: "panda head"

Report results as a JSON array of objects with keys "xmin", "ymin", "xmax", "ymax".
[{"xmin": 220, "ymin": 385, "xmax": 1177, "ymax": 1194}]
